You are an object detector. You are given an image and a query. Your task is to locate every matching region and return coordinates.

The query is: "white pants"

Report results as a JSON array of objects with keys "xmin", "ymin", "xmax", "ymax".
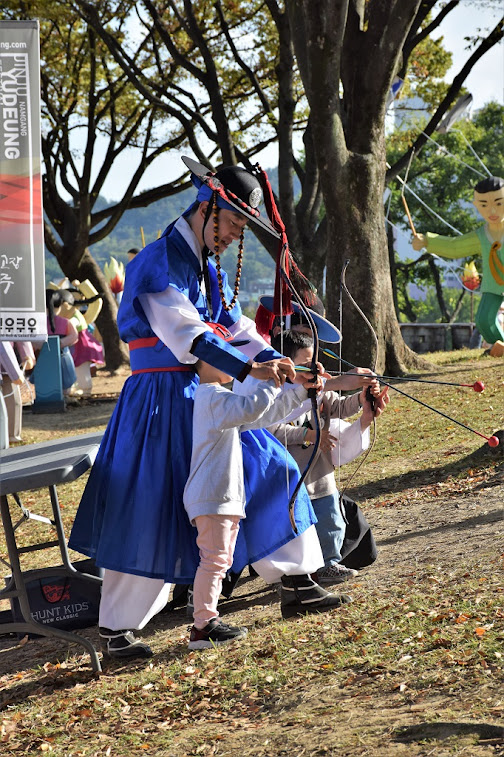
[{"xmin": 99, "ymin": 525, "xmax": 323, "ymax": 630}]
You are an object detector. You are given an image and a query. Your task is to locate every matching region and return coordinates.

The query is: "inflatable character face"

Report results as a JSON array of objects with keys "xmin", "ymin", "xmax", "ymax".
[
  {"xmin": 71, "ymin": 279, "xmax": 103, "ymax": 325},
  {"xmin": 47, "ymin": 279, "xmax": 77, "ymax": 319},
  {"xmin": 473, "ymin": 188, "xmax": 504, "ymax": 227}
]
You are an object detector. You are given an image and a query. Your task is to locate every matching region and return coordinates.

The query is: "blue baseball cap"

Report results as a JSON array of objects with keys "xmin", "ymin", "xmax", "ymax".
[{"xmin": 259, "ymin": 295, "xmax": 341, "ymax": 343}]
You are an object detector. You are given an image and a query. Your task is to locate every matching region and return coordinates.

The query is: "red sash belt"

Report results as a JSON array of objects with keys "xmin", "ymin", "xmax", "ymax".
[
  {"xmin": 130, "ymin": 367, "xmax": 192, "ymax": 374},
  {"xmin": 128, "ymin": 336, "xmax": 193, "ymax": 375},
  {"xmin": 129, "ymin": 336, "xmax": 160, "ymax": 349}
]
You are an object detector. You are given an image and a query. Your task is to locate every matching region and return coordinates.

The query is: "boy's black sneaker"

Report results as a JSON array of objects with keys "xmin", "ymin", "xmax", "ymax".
[
  {"xmin": 99, "ymin": 627, "xmax": 153, "ymax": 658},
  {"xmin": 188, "ymin": 618, "xmax": 248, "ymax": 649}
]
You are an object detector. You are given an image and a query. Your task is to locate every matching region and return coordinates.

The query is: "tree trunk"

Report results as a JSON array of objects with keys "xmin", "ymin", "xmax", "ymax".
[
  {"xmin": 387, "ymin": 222, "xmax": 400, "ymax": 320},
  {"xmin": 323, "ymin": 153, "xmax": 425, "ymax": 374},
  {"xmin": 53, "ymin": 248, "xmax": 129, "ymax": 372},
  {"xmin": 287, "ymin": 0, "xmax": 430, "ymax": 374}
]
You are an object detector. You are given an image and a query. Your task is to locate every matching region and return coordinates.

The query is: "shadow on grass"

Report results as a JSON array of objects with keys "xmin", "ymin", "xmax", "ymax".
[
  {"xmin": 349, "ymin": 437, "xmax": 503, "ymax": 503},
  {"xmin": 394, "ymin": 721, "xmax": 504, "ymax": 743},
  {"xmin": 0, "ymin": 666, "xmax": 100, "ymax": 710},
  {"xmin": 23, "ymin": 404, "xmax": 115, "ymax": 433},
  {"xmin": 378, "ymin": 508, "xmax": 503, "ymax": 547}
]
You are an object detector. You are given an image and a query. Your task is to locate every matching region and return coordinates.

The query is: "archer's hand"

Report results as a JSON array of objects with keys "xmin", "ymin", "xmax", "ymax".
[
  {"xmin": 250, "ymin": 357, "xmax": 295, "ymax": 387},
  {"xmin": 302, "ymin": 374, "xmax": 324, "ymax": 393},
  {"xmin": 358, "ymin": 377, "xmax": 381, "ymax": 402},
  {"xmin": 319, "ymin": 427, "xmax": 338, "ymax": 453},
  {"xmin": 325, "ymin": 367, "xmax": 376, "ymax": 392},
  {"xmin": 360, "ymin": 385, "xmax": 389, "ymax": 427},
  {"xmin": 412, "ymin": 233, "xmax": 426, "ymax": 251},
  {"xmin": 303, "ymin": 426, "xmax": 336, "ymax": 451},
  {"xmin": 293, "ymin": 360, "xmax": 324, "ymax": 386}
]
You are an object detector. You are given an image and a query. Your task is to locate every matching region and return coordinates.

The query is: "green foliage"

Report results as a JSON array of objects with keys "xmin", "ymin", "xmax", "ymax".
[
  {"xmin": 388, "ymin": 102, "xmax": 504, "ymax": 237},
  {"xmin": 401, "ymin": 34, "xmax": 453, "ymax": 110},
  {"xmin": 398, "ymin": 286, "xmax": 481, "ymax": 323},
  {"xmin": 391, "ymin": 15, "xmax": 454, "ymax": 121},
  {"xmin": 45, "ymin": 187, "xmax": 275, "ymax": 287}
]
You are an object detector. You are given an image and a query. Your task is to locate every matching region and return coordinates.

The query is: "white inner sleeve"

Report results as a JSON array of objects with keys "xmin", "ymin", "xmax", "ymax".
[
  {"xmin": 138, "ymin": 288, "xmax": 208, "ymax": 364},
  {"xmin": 137, "ymin": 216, "xmax": 270, "ymax": 364},
  {"xmin": 227, "ymin": 314, "xmax": 273, "ymax": 361}
]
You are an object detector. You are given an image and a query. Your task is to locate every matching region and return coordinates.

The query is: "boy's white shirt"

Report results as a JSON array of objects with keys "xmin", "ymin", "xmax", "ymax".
[
  {"xmin": 329, "ymin": 418, "xmax": 370, "ymax": 466},
  {"xmin": 234, "ymin": 373, "xmax": 369, "ymax": 463},
  {"xmin": 233, "ymin": 371, "xmax": 312, "ymax": 419},
  {"xmin": 183, "ymin": 380, "xmax": 308, "ymax": 524}
]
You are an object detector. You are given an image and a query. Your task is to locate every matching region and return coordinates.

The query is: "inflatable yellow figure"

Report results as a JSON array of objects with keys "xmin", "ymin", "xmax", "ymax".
[
  {"xmin": 412, "ymin": 176, "xmax": 504, "ymax": 351},
  {"xmin": 48, "ymin": 279, "xmax": 104, "ymax": 394}
]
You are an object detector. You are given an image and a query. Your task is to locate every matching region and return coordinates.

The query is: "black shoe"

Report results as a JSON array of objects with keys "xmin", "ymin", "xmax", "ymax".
[
  {"xmin": 188, "ymin": 618, "xmax": 248, "ymax": 650},
  {"xmin": 280, "ymin": 574, "xmax": 352, "ymax": 619},
  {"xmin": 99, "ymin": 627, "xmax": 153, "ymax": 658},
  {"xmin": 163, "ymin": 583, "xmax": 191, "ymax": 612},
  {"xmin": 221, "ymin": 569, "xmax": 243, "ymax": 599},
  {"xmin": 317, "ymin": 564, "xmax": 359, "ymax": 584}
]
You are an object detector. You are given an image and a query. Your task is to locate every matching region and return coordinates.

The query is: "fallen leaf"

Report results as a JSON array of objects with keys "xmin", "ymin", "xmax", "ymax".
[{"xmin": 455, "ymin": 613, "xmax": 471, "ymax": 624}]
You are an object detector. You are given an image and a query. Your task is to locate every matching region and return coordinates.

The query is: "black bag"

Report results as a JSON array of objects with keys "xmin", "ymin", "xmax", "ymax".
[
  {"xmin": 8, "ymin": 559, "xmax": 102, "ymax": 638},
  {"xmin": 339, "ymin": 494, "xmax": 378, "ymax": 570}
]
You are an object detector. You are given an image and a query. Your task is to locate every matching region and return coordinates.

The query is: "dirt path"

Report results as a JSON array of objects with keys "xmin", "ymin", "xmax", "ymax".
[{"xmin": 1, "ymin": 365, "xmax": 503, "ymax": 756}]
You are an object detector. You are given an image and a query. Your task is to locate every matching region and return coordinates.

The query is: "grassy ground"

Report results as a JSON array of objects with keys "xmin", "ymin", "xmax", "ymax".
[{"xmin": 0, "ymin": 350, "xmax": 503, "ymax": 756}]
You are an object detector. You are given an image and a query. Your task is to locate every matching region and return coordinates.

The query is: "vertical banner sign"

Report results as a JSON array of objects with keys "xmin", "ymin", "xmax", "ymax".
[{"xmin": 0, "ymin": 20, "xmax": 46, "ymax": 342}]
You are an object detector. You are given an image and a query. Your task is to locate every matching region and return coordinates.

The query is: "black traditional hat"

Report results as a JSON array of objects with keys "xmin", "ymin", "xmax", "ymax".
[{"xmin": 181, "ymin": 156, "xmax": 280, "ymax": 239}]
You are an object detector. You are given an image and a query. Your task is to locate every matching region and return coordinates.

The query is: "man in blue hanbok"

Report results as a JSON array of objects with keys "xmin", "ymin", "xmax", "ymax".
[{"xmin": 69, "ymin": 157, "xmax": 349, "ymax": 658}]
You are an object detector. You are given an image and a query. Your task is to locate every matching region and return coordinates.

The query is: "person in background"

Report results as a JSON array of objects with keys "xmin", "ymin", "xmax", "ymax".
[
  {"xmin": 47, "ymin": 279, "xmax": 104, "ymax": 396},
  {"xmin": 45, "ymin": 289, "xmax": 79, "ymax": 395},
  {"xmin": 127, "ymin": 247, "xmax": 140, "ymax": 263},
  {"xmin": 0, "ymin": 340, "xmax": 35, "ymax": 446},
  {"xmin": 269, "ymin": 330, "xmax": 389, "ymax": 583}
]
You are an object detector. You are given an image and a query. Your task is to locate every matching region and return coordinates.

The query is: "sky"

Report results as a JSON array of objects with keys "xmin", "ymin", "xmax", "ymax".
[
  {"xmin": 96, "ymin": 2, "xmax": 504, "ymax": 202},
  {"xmin": 436, "ymin": 1, "xmax": 503, "ymax": 111}
]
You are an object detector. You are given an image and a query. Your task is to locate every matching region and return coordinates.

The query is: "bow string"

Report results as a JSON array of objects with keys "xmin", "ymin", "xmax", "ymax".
[
  {"xmin": 279, "ymin": 243, "xmax": 322, "ymax": 532},
  {"xmin": 255, "ymin": 163, "xmax": 322, "ymax": 532},
  {"xmin": 338, "ymin": 260, "xmax": 379, "ymax": 496}
]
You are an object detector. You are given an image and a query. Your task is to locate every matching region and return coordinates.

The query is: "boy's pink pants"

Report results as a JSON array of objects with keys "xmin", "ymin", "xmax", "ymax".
[{"xmin": 193, "ymin": 514, "xmax": 241, "ymax": 629}]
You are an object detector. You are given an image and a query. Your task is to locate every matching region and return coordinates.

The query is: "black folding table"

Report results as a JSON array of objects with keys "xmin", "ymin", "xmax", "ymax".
[{"xmin": 0, "ymin": 432, "xmax": 103, "ymax": 672}]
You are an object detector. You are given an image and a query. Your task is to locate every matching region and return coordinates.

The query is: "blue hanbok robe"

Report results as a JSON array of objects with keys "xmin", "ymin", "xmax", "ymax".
[{"xmin": 68, "ymin": 220, "xmax": 315, "ymax": 583}]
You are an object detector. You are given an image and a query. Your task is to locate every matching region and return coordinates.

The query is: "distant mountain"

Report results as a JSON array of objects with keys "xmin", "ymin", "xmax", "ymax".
[{"xmin": 45, "ymin": 183, "xmax": 279, "ymax": 295}]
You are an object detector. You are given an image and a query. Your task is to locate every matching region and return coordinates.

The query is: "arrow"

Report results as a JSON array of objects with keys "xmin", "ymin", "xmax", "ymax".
[{"xmin": 321, "ymin": 349, "xmax": 499, "ymax": 448}]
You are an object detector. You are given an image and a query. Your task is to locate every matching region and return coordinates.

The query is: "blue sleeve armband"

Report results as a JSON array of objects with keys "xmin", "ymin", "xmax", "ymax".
[{"xmin": 191, "ymin": 331, "xmax": 252, "ymax": 382}]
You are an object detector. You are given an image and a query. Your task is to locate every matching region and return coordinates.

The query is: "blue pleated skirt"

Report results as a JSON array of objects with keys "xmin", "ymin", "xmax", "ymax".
[{"xmin": 68, "ymin": 371, "xmax": 315, "ymax": 583}]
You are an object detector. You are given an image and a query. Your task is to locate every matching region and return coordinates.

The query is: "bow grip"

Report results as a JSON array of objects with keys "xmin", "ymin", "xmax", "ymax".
[{"xmin": 365, "ymin": 385, "xmax": 376, "ymax": 413}]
